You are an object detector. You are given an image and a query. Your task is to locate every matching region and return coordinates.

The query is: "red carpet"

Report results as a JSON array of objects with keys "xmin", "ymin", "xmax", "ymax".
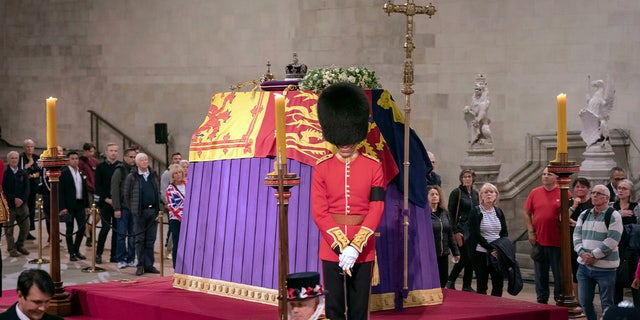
[{"xmin": 1, "ymin": 277, "xmax": 567, "ymax": 319}]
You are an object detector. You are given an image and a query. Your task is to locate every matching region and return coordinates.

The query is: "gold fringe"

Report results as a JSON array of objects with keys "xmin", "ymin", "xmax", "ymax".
[
  {"xmin": 371, "ymin": 253, "xmax": 380, "ymax": 286},
  {"xmin": 172, "ymin": 273, "xmax": 279, "ymax": 306},
  {"xmin": 369, "ymin": 288, "xmax": 443, "ymax": 311}
]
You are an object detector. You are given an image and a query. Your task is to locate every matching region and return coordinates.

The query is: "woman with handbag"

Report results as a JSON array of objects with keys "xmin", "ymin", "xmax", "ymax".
[
  {"xmin": 446, "ymin": 169, "xmax": 479, "ymax": 291},
  {"xmin": 613, "ymin": 179, "xmax": 640, "ymax": 306}
]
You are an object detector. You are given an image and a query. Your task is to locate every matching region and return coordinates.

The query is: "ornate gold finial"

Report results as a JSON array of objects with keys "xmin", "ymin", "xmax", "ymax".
[{"xmin": 261, "ymin": 61, "xmax": 274, "ymax": 82}]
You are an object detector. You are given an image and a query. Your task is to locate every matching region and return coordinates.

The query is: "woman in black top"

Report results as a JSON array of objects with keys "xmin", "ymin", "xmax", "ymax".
[
  {"xmin": 429, "ymin": 185, "xmax": 460, "ymax": 287},
  {"xmin": 446, "ymin": 169, "xmax": 480, "ymax": 291},
  {"xmin": 613, "ymin": 179, "xmax": 639, "ymax": 306}
]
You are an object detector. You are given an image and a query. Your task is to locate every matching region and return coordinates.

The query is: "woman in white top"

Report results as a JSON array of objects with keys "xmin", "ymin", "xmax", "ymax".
[{"xmin": 466, "ymin": 183, "xmax": 508, "ymax": 296}]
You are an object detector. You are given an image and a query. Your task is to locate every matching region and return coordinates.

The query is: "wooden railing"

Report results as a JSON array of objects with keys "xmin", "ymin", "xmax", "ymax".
[{"xmin": 88, "ymin": 110, "xmax": 166, "ymax": 173}]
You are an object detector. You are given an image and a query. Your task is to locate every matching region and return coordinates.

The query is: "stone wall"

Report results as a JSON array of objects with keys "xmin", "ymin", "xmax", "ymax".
[{"xmin": 1, "ymin": 0, "xmax": 639, "ymax": 196}]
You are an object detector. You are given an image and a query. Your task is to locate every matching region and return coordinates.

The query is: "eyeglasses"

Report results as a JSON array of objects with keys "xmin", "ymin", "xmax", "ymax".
[{"xmin": 591, "ymin": 191, "xmax": 608, "ymax": 197}]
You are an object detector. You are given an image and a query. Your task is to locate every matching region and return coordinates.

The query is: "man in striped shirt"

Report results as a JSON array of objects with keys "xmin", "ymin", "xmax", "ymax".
[{"xmin": 573, "ymin": 184, "xmax": 623, "ymax": 320}]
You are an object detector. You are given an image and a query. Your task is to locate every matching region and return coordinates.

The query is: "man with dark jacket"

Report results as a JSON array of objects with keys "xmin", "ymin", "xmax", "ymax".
[
  {"xmin": 94, "ymin": 143, "xmax": 120, "ymax": 263},
  {"xmin": 111, "ymin": 147, "xmax": 137, "ymax": 268},
  {"xmin": 59, "ymin": 151, "xmax": 89, "ymax": 261},
  {"xmin": 3, "ymin": 151, "xmax": 31, "ymax": 257},
  {"xmin": 123, "ymin": 153, "xmax": 161, "ymax": 276}
]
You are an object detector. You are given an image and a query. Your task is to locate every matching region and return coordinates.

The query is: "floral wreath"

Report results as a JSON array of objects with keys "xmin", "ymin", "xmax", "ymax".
[{"xmin": 298, "ymin": 66, "xmax": 382, "ymax": 93}]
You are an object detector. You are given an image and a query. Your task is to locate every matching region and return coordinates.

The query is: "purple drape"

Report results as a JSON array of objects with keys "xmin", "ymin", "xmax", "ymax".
[{"xmin": 176, "ymin": 157, "xmax": 439, "ymax": 293}]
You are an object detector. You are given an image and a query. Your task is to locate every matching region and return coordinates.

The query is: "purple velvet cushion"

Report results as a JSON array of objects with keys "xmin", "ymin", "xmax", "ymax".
[{"xmin": 260, "ymin": 80, "xmax": 299, "ymax": 91}]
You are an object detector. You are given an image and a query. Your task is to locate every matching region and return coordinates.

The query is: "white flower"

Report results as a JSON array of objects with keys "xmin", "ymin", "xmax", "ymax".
[{"xmin": 298, "ymin": 66, "xmax": 381, "ymax": 93}]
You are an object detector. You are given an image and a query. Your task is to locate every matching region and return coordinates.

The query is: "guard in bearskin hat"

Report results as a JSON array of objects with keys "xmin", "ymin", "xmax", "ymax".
[
  {"xmin": 311, "ymin": 82, "xmax": 385, "ymax": 320},
  {"xmin": 287, "ymin": 272, "xmax": 327, "ymax": 320}
]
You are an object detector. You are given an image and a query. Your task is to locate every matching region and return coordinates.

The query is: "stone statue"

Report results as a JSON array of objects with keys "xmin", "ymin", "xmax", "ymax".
[
  {"xmin": 579, "ymin": 76, "xmax": 615, "ymax": 152},
  {"xmin": 463, "ymin": 74, "xmax": 492, "ymax": 147}
]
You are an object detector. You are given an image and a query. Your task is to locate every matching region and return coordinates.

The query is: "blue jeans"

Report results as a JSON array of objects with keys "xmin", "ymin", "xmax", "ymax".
[
  {"xmin": 534, "ymin": 245, "xmax": 561, "ymax": 303},
  {"xmin": 116, "ymin": 208, "xmax": 135, "ymax": 263},
  {"xmin": 168, "ymin": 219, "xmax": 181, "ymax": 269},
  {"xmin": 577, "ymin": 264, "xmax": 616, "ymax": 320}
]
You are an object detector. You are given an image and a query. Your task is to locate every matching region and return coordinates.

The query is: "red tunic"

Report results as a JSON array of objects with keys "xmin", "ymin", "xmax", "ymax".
[{"xmin": 311, "ymin": 153, "xmax": 385, "ymax": 263}]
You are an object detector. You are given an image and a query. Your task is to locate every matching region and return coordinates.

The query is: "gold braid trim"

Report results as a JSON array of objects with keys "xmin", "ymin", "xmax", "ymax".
[
  {"xmin": 172, "ymin": 274, "xmax": 278, "ymax": 306},
  {"xmin": 369, "ymin": 288, "xmax": 443, "ymax": 311},
  {"xmin": 327, "ymin": 227, "xmax": 350, "ymax": 252},
  {"xmin": 350, "ymin": 226, "xmax": 374, "ymax": 253}
]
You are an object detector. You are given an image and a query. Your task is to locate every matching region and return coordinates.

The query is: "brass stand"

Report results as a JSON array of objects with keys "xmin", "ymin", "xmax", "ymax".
[
  {"xmin": 41, "ymin": 154, "xmax": 71, "ymax": 316},
  {"xmin": 548, "ymin": 154, "xmax": 585, "ymax": 319},
  {"xmin": 29, "ymin": 197, "xmax": 50, "ymax": 265},
  {"xmin": 82, "ymin": 204, "xmax": 106, "ymax": 273},
  {"xmin": 264, "ymin": 165, "xmax": 300, "ymax": 320},
  {"xmin": 157, "ymin": 211, "xmax": 164, "ymax": 276}
]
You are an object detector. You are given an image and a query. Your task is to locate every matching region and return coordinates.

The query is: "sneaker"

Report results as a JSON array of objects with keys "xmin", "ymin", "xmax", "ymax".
[
  {"xmin": 117, "ymin": 262, "xmax": 127, "ymax": 269},
  {"xmin": 127, "ymin": 261, "xmax": 136, "ymax": 268}
]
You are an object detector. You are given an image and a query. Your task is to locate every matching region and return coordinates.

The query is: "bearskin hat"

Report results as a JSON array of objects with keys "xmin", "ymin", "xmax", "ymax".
[{"xmin": 317, "ymin": 82, "xmax": 370, "ymax": 146}]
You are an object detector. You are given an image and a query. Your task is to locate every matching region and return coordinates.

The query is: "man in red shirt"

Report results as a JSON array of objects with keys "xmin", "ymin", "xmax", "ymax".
[
  {"xmin": 524, "ymin": 167, "xmax": 570, "ymax": 304},
  {"xmin": 312, "ymin": 83, "xmax": 385, "ymax": 320}
]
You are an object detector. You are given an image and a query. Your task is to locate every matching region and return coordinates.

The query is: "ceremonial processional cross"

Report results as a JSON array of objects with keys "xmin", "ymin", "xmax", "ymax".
[{"xmin": 383, "ymin": 0, "xmax": 436, "ymax": 297}]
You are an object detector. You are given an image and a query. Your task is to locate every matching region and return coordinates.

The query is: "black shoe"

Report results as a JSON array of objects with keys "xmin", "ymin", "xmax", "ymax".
[
  {"xmin": 136, "ymin": 267, "xmax": 144, "ymax": 276},
  {"xmin": 110, "ymin": 257, "xmax": 118, "ymax": 263},
  {"xmin": 462, "ymin": 286, "xmax": 475, "ymax": 293},
  {"xmin": 445, "ymin": 281, "xmax": 456, "ymax": 290},
  {"xmin": 70, "ymin": 254, "xmax": 78, "ymax": 262},
  {"xmin": 17, "ymin": 247, "xmax": 30, "ymax": 255},
  {"xmin": 145, "ymin": 266, "xmax": 160, "ymax": 274},
  {"xmin": 95, "ymin": 256, "xmax": 102, "ymax": 264},
  {"xmin": 27, "ymin": 233, "xmax": 36, "ymax": 240},
  {"xmin": 76, "ymin": 253, "xmax": 87, "ymax": 260},
  {"xmin": 86, "ymin": 237, "xmax": 92, "ymax": 247}
]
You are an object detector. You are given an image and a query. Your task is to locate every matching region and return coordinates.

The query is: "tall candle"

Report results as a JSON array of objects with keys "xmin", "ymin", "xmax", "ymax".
[
  {"xmin": 46, "ymin": 97, "xmax": 58, "ymax": 150},
  {"xmin": 556, "ymin": 93, "xmax": 567, "ymax": 155},
  {"xmin": 274, "ymin": 94, "xmax": 287, "ymax": 173}
]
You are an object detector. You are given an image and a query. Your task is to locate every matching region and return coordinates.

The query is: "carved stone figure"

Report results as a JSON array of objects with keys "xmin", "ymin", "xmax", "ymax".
[
  {"xmin": 579, "ymin": 76, "xmax": 615, "ymax": 152},
  {"xmin": 463, "ymin": 74, "xmax": 492, "ymax": 147}
]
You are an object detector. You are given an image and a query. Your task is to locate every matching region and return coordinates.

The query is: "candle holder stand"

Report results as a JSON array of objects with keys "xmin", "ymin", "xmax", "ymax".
[
  {"xmin": 548, "ymin": 155, "xmax": 585, "ymax": 319},
  {"xmin": 40, "ymin": 153, "xmax": 72, "ymax": 316},
  {"xmin": 264, "ymin": 165, "xmax": 300, "ymax": 320}
]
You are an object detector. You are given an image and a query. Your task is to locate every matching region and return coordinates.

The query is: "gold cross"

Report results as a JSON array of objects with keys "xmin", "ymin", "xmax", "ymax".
[
  {"xmin": 383, "ymin": 0, "xmax": 436, "ymax": 95},
  {"xmin": 382, "ymin": 1, "xmax": 436, "ymax": 298}
]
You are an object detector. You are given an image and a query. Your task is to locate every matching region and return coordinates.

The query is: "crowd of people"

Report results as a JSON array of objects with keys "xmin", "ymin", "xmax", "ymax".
[{"xmin": 1, "ymin": 139, "xmax": 188, "ymax": 277}]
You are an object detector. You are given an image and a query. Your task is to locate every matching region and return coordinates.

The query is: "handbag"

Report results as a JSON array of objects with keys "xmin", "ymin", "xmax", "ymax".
[{"xmin": 0, "ymin": 191, "xmax": 10, "ymax": 224}]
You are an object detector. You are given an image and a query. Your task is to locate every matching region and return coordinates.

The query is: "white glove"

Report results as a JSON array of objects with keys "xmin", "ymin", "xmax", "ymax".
[{"xmin": 338, "ymin": 246, "xmax": 359, "ymax": 272}]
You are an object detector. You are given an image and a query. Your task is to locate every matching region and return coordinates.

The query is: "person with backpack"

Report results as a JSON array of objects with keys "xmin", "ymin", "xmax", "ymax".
[
  {"xmin": 573, "ymin": 184, "xmax": 623, "ymax": 320},
  {"xmin": 612, "ymin": 179, "xmax": 640, "ymax": 306}
]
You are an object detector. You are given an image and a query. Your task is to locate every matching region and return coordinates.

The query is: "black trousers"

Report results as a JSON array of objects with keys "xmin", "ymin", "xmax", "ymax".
[
  {"xmin": 322, "ymin": 260, "xmax": 372, "ymax": 320},
  {"xmin": 471, "ymin": 250, "xmax": 503, "ymax": 297},
  {"xmin": 96, "ymin": 203, "xmax": 116, "ymax": 259},
  {"xmin": 134, "ymin": 208, "xmax": 158, "ymax": 269},
  {"xmin": 448, "ymin": 243, "xmax": 474, "ymax": 287},
  {"xmin": 65, "ymin": 207, "xmax": 86, "ymax": 255},
  {"xmin": 436, "ymin": 255, "xmax": 449, "ymax": 288}
]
